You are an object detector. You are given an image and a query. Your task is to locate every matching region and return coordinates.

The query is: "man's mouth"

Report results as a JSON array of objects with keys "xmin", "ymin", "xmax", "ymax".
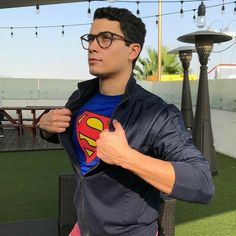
[{"xmin": 89, "ymin": 58, "xmax": 101, "ymax": 63}]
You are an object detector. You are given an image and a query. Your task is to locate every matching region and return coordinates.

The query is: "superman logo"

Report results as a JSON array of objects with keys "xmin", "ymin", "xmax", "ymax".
[{"xmin": 76, "ymin": 111, "xmax": 110, "ymax": 163}]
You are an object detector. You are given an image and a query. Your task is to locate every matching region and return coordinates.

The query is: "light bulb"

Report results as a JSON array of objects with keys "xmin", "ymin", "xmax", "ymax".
[
  {"xmin": 87, "ymin": 1, "xmax": 91, "ymax": 18},
  {"xmin": 192, "ymin": 10, "xmax": 196, "ymax": 23},
  {"xmin": 35, "ymin": 4, "xmax": 40, "ymax": 15},
  {"xmin": 88, "ymin": 8, "xmax": 91, "ymax": 18},
  {"xmin": 10, "ymin": 27, "xmax": 13, "ymax": 38},
  {"xmin": 35, "ymin": 27, "xmax": 38, "ymax": 38},
  {"xmin": 197, "ymin": 15, "xmax": 206, "ymax": 28},
  {"xmin": 221, "ymin": 5, "xmax": 225, "ymax": 15},
  {"xmin": 180, "ymin": 9, "xmax": 184, "ymax": 18},
  {"xmin": 136, "ymin": 9, "xmax": 140, "ymax": 17},
  {"xmin": 61, "ymin": 26, "xmax": 64, "ymax": 37},
  {"xmin": 180, "ymin": 1, "xmax": 184, "ymax": 18},
  {"xmin": 196, "ymin": 2, "xmax": 206, "ymax": 28},
  {"xmin": 136, "ymin": 1, "xmax": 140, "ymax": 17}
]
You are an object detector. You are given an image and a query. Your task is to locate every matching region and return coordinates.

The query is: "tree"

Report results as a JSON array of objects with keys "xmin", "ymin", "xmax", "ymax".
[{"xmin": 134, "ymin": 46, "xmax": 182, "ymax": 80}]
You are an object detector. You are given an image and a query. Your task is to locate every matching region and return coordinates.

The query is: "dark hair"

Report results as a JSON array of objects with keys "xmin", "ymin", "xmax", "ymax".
[{"xmin": 93, "ymin": 7, "xmax": 146, "ymax": 66}]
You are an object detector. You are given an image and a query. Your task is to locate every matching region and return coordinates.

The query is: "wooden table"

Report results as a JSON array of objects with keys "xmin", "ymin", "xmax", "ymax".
[
  {"xmin": 0, "ymin": 107, "xmax": 24, "ymax": 136},
  {"xmin": 0, "ymin": 106, "xmax": 63, "ymax": 137}
]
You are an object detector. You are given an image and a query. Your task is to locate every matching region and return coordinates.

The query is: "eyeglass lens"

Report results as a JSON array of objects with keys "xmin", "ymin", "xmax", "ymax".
[{"xmin": 82, "ymin": 32, "xmax": 113, "ymax": 49}]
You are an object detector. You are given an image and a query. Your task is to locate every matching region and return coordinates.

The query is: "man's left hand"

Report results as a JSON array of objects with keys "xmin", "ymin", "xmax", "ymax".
[{"xmin": 96, "ymin": 119, "xmax": 131, "ymax": 166}]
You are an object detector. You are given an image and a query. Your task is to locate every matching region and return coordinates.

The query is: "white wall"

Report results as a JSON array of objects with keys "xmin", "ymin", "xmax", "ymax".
[
  {"xmin": 150, "ymin": 80, "xmax": 236, "ymax": 159},
  {"xmin": 211, "ymin": 109, "xmax": 236, "ymax": 158}
]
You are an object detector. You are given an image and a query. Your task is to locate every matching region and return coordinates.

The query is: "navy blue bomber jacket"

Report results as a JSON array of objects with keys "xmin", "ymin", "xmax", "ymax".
[{"xmin": 42, "ymin": 77, "xmax": 214, "ymax": 236}]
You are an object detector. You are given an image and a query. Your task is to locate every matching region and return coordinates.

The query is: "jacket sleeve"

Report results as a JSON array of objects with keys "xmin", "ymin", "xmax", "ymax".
[
  {"xmin": 39, "ymin": 128, "xmax": 60, "ymax": 144},
  {"xmin": 150, "ymin": 105, "xmax": 215, "ymax": 204}
]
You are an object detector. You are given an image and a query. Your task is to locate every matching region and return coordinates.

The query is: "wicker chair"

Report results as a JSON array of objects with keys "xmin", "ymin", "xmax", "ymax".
[
  {"xmin": 59, "ymin": 173, "xmax": 176, "ymax": 236},
  {"xmin": 0, "ymin": 218, "xmax": 58, "ymax": 236}
]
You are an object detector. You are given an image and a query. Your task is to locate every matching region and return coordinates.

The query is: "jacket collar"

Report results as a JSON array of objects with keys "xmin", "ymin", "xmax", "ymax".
[
  {"xmin": 77, "ymin": 78, "xmax": 99, "ymax": 98},
  {"xmin": 124, "ymin": 76, "xmax": 137, "ymax": 98}
]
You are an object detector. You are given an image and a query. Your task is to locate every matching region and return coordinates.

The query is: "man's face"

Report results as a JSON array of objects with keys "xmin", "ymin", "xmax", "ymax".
[{"xmin": 87, "ymin": 18, "xmax": 133, "ymax": 78}]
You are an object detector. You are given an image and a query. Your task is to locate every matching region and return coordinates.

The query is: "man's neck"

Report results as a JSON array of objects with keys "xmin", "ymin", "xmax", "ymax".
[{"xmin": 98, "ymin": 73, "xmax": 131, "ymax": 96}]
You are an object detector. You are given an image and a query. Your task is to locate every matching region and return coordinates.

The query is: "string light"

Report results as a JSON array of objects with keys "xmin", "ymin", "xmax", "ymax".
[
  {"xmin": 61, "ymin": 25, "xmax": 64, "ymax": 37},
  {"xmin": 10, "ymin": 27, "xmax": 13, "ymax": 38},
  {"xmin": 35, "ymin": 27, "xmax": 38, "ymax": 38},
  {"xmin": 196, "ymin": 1, "xmax": 206, "ymax": 28},
  {"xmin": 2, "ymin": 0, "xmax": 236, "ymax": 37},
  {"xmin": 221, "ymin": 0, "xmax": 225, "ymax": 15},
  {"xmin": 192, "ymin": 9, "xmax": 196, "ymax": 23},
  {"xmin": 180, "ymin": 1, "xmax": 184, "ymax": 18},
  {"xmin": 88, "ymin": 0, "xmax": 91, "ymax": 18},
  {"xmin": 136, "ymin": 1, "xmax": 140, "ymax": 17}
]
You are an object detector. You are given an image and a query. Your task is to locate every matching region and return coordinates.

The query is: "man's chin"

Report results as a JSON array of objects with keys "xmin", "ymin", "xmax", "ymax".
[
  {"xmin": 90, "ymin": 70, "xmax": 110, "ymax": 78},
  {"xmin": 90, "ymin": 71, "xmax": 99, "ymax": 76}
]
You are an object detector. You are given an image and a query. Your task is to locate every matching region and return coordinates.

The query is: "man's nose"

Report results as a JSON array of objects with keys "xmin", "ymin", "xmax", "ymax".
[{"xmin": 88, "ymin": 38, "xmax": 100, "ymax": 51}]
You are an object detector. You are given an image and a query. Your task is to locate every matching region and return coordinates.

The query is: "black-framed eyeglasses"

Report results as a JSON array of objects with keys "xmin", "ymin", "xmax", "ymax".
[{"xmin": 80, "ymin": 31, "xmax": 135, "ymax": 50}]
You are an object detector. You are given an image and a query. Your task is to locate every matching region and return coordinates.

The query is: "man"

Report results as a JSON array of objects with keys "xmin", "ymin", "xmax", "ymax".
[{"xmin": 39, "ymin": 7, "xmax": 214, "ymax": 236}]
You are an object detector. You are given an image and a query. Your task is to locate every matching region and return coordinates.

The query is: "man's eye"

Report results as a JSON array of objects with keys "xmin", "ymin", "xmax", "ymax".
[{"xmin": 100, "ymin": 33, "xmax": 112, "ymax": 40}]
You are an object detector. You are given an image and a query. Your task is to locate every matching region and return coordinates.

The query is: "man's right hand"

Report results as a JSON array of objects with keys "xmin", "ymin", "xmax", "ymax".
[{"xmin": 39, "ymin": 108, "xmax": 71, "ymax": 133}]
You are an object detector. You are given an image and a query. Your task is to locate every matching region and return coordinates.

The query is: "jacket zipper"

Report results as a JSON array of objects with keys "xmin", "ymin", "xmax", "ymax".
[{"xmin": 63, "ymin": 94, "xmax": 92, "ymax": 235}]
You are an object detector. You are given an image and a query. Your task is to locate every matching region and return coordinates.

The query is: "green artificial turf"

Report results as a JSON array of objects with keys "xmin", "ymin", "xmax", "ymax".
[
  {"xmin": 175, "ymin": 153, "xmax": 236, "ymax": 235},
  {"xmin": 0, "ymin": 150, "xmax": 72, "ymax": 222},
  {"xmin": 0, "ymin": 151, "xmax": 235, "ymax": 236}
]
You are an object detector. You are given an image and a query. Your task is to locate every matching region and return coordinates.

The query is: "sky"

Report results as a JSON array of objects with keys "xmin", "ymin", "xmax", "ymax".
[{"xmin": 0, "ymin": 0, "xmax": 236, "ymax": 80}]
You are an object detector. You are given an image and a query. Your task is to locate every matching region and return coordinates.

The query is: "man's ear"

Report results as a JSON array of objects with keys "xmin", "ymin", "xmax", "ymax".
[{"xmin": 128, "ymin": 43, "xmax": 141, "ymax": 61}]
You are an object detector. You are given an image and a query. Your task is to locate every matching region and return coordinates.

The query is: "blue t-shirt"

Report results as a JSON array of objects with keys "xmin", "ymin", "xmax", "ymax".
[{"xmin": 72, "ymin": 92, "xmax": 122, "ymax": 175}]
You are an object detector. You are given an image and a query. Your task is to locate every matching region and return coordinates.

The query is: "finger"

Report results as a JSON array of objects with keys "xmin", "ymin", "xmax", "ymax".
[
  {"xmin": 50, "ymin": 121, "xmax": 70, "ymax": 128},
  {"xmin": 40, "ymin": 120, "xmax": 70, "ymax": 130},
  {"xmin": 112, "ymin": 119, "xmax": 124, "ymax": 133},
  {"xmin": 52, "ymin": 127, "xmax": 67, "ymax": 133},
  {"xmin": 48, "ymin": 110, "xmax": 71, "ymax": 123},
  {"xmin": 57, "ymin": 108, "xmax": 71, "ymax": 115},
  {"xmin": 51, "ymin": 108, "xmax": 71, "ymax": 116},
  {"xmin": 99, "ymin": 129, "xmax": 109, "ymax": 137},
  {"xmin": 51, "ymin": 114, "xmax": 71, "ymax": 123}
]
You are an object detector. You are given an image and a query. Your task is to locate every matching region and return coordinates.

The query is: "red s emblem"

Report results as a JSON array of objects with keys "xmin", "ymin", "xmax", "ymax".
[{"xmin": 76, "ymin": 111, "xmax": 110, "ymax": 163}]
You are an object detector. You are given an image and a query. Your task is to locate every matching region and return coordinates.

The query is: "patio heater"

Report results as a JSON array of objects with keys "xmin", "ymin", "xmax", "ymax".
[
  {"xmin": 168, "ymin": 46, "xmax": 196, "ymax": 132},
  {"xmin": 178, "ymin": 30, "xmax": 232, "ymax": 175}
]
